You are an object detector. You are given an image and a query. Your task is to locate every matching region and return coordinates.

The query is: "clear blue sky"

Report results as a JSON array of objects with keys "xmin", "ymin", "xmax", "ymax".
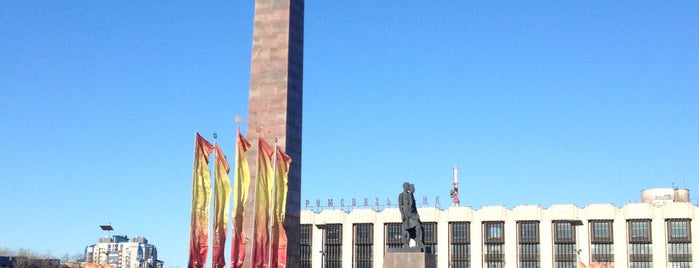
[{"xmin": 1, "ymin": 1, "xmax": 698, "ymax": 267}]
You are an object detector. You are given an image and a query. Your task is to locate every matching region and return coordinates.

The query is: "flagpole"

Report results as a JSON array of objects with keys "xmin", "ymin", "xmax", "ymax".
[
  {"xmin": 188, "ymin": 132, "xmax": 197, "ymax": 267},
  {"xmin": 267, "ymin": 137, "xmax": 279, "ymax": 267},
  {"xmin": 233, "ymin": 116, "xmax": 243, "ymax": 268},
  {"xmin": 211, "ymin": 132, "xmax": 218, "ymax": 268},
  {"xmin": 251, "ymin": 126, "xmax": 263, "ymax": 267},
  {"xmin": 190, "ymin": 131, "xmax": 198, "ymax": 223}
]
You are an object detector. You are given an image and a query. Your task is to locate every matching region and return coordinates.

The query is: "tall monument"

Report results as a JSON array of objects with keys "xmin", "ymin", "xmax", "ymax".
[{"xmin": 244, "ymin": 0, "xmax": 304, "ymax": 267}]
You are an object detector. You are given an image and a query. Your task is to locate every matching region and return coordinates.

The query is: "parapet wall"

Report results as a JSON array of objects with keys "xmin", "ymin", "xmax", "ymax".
[{"xmin": 302, "ymin": 202, "xmax": 698, "ymax": 225}]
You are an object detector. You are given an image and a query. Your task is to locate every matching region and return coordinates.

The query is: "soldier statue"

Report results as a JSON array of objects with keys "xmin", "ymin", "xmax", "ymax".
[{"xmin": 399, "ymin": 182, "xmax": 424, "ymax": 248}]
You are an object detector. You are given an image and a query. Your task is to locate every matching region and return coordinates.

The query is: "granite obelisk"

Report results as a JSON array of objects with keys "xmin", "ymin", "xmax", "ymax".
[{"xmin": 244, "ymin": 0, "xmax": 303, "ymax": 267}]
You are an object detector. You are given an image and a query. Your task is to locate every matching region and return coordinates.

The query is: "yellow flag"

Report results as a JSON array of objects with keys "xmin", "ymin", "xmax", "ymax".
[
  {"xmin": 274, "ymin": 146, "xmax": 291, "ymax": 221},
  {"xmin": 252, "ymin": 137, "xmax": 275, "ymax": 267},
  {"xmin": 212, "ymin": 143, "xmax": 231, "ymax": 268},
  {"xmin": 188, "ymin": 133, "xmax": 214, "ymax": 268},
  {"xmin": 231, "ymin": 129, "xmax": 251, "ymax": 268},
  {"xmin": 272, "ymin": 145, "xmax": 291, "ymax": 267}
]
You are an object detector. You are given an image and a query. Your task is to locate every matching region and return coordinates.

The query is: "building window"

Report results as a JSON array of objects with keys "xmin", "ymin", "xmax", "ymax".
[
  {"xmin": 628, "ymin": 220, "xmax": 652, "ymax": 268},
  {"xmin": 667, "ymin": 219, "xmax": 692, "ymax": 267},
  {"xmin": 629, "ymin": 220, "xmax": 652, "ymax": 243},
  {"xmin": 483, "ymin": 221, "xmax": 504, "ymax": 268},
  {"xmin": 668, "ymin": 219, "xmax": 691, "ymax": 243},
  {"xmin": 324, "ymin": 224, "xmax": 342, "ymax": 268},
  {"xmin": 353, "ymin": 223, "xmax": 373, "ymax": 268},
  {"xmin": 484, "ymin": 222, "xmax": 504, "ymax": 243},
  {"xmin": 553, "ymin": 222, "xmax": 577, "ymax": 268},
  {"xmin": 385, "ymin": 223, "xmax": 403, "ymax": 250},
  {"xmin": 300, "ymin": 224, "xmax": 312, "ymax": 268},
  {"xmin": 449, "ymin": 222, "xmax": 470, "ymax": 268},
  {"xmin": 591, "ymin": 220, "xmax": 613, "ymax": 243},
  {"xmin": 518, "ymin": 221, "xmax": 540, "ymax": 268},
  {"xmin": 423, "ymin": 222, "xmax": 438, "ymax": 254},
  {"xmin": 590, "ymin": 220, "xmax": 614, "ymax": 264},
  {"xmin": 554, "ymin": 222, "xmax": 575, "ymax": 243}
]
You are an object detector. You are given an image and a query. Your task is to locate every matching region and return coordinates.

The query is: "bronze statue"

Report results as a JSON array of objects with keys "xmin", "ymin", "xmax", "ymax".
[{"xmin": 399, "ymin": 182, "xmax": 424, "ymax": 248}]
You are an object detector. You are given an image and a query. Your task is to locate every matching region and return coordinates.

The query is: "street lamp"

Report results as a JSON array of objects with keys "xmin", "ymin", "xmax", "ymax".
[
  {"xmin": 100, "ymin": 224, "xmax": 114, "ymax": 240},
  {"xmin": 99, "ymin": 225, "xmax": 114, "ymax": 266},
  {"xmin": 568, "ymin": 220, "xmax": 584, "ymax": 265},
  {"xmin": 316, "ymin": 224, "xmax": 328, "ymax": 268}
]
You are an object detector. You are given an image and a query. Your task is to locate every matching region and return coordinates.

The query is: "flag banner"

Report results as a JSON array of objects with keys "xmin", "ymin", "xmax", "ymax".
[
  {"xmin": 579, "ymin": 261, "xmax": 588, "ymax": 268},
  {"xmin": 212, "ymin": 143, "xmax": 231, "ymax": 268},
  {"xmin": 188, "ymin": 133, "xmax": 214, "ymax": 268},
  {"xmin": 231, "ymin": 129, "xmax": 251, "ymax": 268},
  {"xmin": 272, "ymin": 145, "xmax": 291, "ymax": 268},
  {"xmin": 251, "ymin": 138, "xmax": 275, "ymax": 268}
]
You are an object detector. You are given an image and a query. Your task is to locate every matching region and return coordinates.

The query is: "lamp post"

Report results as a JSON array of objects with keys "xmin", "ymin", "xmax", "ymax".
[
  {"xmin": 99, "ymin": 225, "xmax": 114, "ymax": 266},
  {"xmin": 99, "ymin": 224, "xmax": 114, "ymax": 239},
  {"xmin": 569, "ymin": 220, "xmax": 584, "ymax": 265},
  {"xmin": 316, "ymin": 224, "xmax": 327, "ymax": 268}
]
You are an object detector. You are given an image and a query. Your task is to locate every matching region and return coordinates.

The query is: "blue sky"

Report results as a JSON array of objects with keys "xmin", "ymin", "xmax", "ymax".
[{"xmin": 1, "ymin": 1, "xmax": 698, "ymax": 267}]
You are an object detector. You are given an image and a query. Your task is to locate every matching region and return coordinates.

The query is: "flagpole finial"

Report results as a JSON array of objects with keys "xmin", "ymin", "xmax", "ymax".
[
  {"xmin": 235, "ymin": 116, "xmax": 243, "ymax": 124},
  {"xmin": 213, "ymin": 132, "xmax": 217, "ymax": 140}
]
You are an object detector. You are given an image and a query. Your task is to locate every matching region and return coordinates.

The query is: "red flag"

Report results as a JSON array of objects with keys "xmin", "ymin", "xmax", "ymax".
[
  {"xmin": 188, "ymin": 133, "xmax": 214, "ymax": 268},
  {"xmin": 231, "ymin": 129, "xmax": 251, "ymax": 268},
  {"xmin": 251, "ymin": 138, "xmax": 275, "ymax": 267}
]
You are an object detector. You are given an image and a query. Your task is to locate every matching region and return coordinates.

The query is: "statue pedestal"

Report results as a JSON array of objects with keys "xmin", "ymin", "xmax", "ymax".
[{"xmin": 383, "ymin": 247, "xmax": 436, "ymax": 268}]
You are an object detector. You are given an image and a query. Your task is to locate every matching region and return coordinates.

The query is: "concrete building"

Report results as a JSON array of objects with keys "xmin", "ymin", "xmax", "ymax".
[
  {"xmin": 84, "ymin": 236, "xmax": 163, "ymax": 268},
  {"xmin": 299, "ymin": 188, "xmax": 697, "ymax": 268}
]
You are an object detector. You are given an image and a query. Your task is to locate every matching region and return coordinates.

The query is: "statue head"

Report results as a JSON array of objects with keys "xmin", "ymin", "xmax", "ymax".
[
  {"xmin": 403, "ymin": 182, "xmax": 410, "ymax": 192},
  {"xmin": 409, "ymin": 183, "xmax": 415, "ymax": 193}
]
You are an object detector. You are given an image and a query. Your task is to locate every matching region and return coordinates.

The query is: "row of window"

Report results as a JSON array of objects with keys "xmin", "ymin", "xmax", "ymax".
[{"xmin": 300, "ymin": 219, "xmax": 692, "ymax": 268}]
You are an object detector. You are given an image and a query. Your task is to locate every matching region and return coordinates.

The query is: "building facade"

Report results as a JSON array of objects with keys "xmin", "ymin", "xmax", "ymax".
[
  {"xmin": 84, "ymin": 236, "xmax": 163, "ymax": 268},
  {"xmin": 300, "ymin": 188, "xmax": 697, "ymax": 268}
]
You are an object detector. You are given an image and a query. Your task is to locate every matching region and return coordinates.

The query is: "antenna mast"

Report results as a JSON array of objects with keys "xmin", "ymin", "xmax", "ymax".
[{"xmin": 450, "ymin": 165, "xmax": 460, "ymax": 206}]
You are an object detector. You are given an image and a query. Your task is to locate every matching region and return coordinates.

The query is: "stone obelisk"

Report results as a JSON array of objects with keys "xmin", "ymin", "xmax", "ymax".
[{"xmin": 244, "ymin": 0, "xmax": 303, "ymax": 267}]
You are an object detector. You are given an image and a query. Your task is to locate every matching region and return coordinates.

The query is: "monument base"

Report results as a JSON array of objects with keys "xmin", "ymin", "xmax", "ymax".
[{"xmin": 383, "ymin": 247, "xmax": 436, "ymax": 268}]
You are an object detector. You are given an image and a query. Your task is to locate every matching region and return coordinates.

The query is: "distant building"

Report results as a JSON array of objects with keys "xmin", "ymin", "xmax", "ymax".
[
  {"xmin": 84, "ymin": 236, "xmax": 163, "ymax": 268},
  {"xmin": 299, "ymin": 188, "xmax": 698, "ymax": 268}
]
